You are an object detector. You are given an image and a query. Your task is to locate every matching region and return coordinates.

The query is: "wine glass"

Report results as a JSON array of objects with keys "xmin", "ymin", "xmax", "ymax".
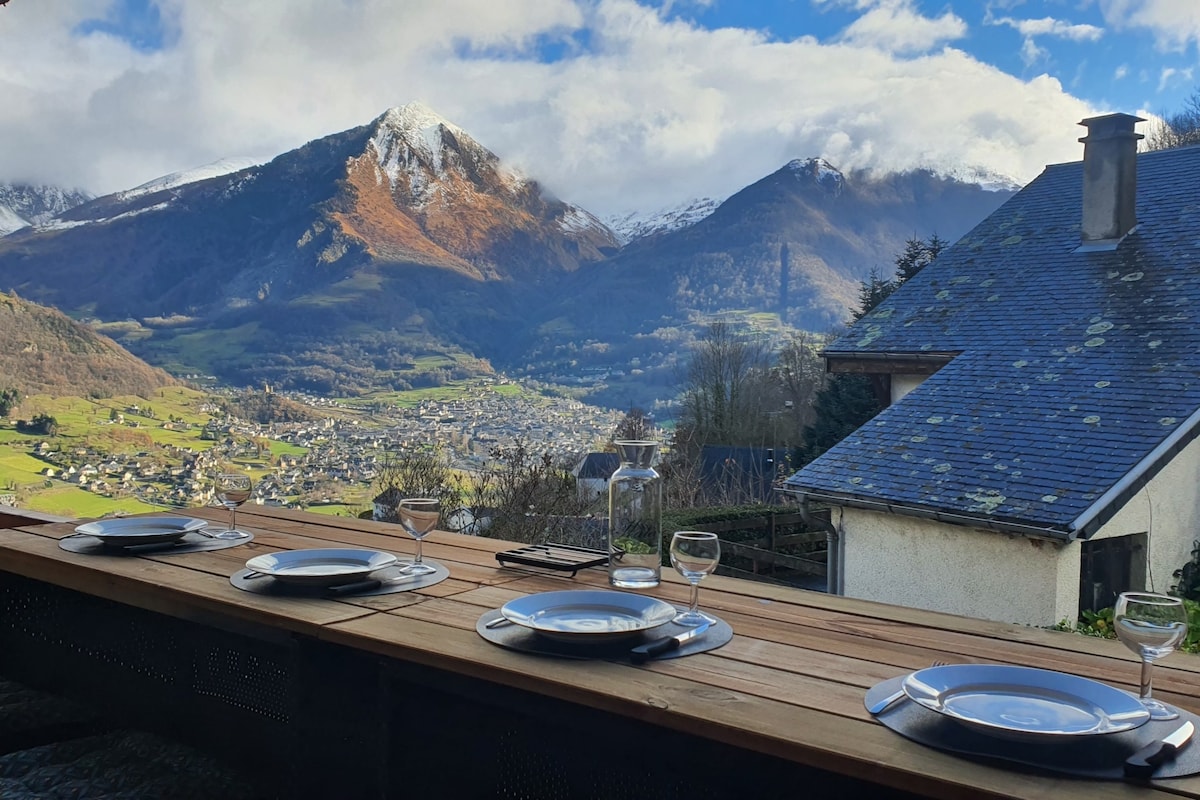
[
  {"xmin": 396, "ymin": 498, "xmax": 440, "ymax": 575},
  {"xmin": 214, "ymin": 473, "xmax": 252, "ymax": 540},
  {"xmin": 669, "ymin": 531, "xmax": 720, "ymax": 626},
  {"xmin": 1114, "ymin": 591, "xmax": 1188, "ymax": 720}
]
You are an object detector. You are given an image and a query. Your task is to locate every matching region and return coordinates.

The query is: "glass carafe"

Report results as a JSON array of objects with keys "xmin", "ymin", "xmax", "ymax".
[{"xmin": 607, "ymin": 440, "xmax": 662, "ymax": 588}]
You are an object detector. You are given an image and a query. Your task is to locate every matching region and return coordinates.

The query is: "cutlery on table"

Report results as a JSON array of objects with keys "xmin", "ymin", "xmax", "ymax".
[
  {"xmin": 630, "ymin": 619, "xmax": 711, "ymax": 664},
  {"xmin": 1125, "ymin": 720, "xmax": 1194, "ymax": 779},
  {"xmin": 323, "ymin": 573, "xmax": 422, "ymax": 597},
  {"xmin": 867, "ymin": 661, "xmax": 949, "ymax": 716},
  {"xmin": 485, "ymin": 616, "xmax": 513, "ymax": 629}
]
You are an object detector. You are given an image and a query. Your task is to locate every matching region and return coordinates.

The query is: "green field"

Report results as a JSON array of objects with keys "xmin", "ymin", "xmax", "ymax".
[
  {"xmin": 348, "ymin": 380, "xmax": 527, "ymax": 410},
  {"xmin": 24, "ymin": 485, "xmax": 162, "ymax": 520},
  {"xmin": 2, "ymin": 388, "xmax": 250, "ymax": 517},
  {"xmin": 304, "ymin": 503, "xmax": 367, "ymax": 518}
]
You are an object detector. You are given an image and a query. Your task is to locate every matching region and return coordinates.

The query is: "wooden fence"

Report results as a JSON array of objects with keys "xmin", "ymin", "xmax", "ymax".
[{"xmin": 690, "ymin": 512, "xmax": 828, "ymax": 585}]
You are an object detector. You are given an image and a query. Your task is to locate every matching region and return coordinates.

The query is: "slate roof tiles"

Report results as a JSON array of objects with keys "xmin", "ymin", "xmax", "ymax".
[{"xmin": 784, "ymin": 142, "xmax": 1200, "ymax": 539}]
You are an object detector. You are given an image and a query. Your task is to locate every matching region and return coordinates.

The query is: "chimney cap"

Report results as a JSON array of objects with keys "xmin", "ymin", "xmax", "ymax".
[{"xmin": 1078, "ymin": 113, "xmax": 1145, "ymax": 144}]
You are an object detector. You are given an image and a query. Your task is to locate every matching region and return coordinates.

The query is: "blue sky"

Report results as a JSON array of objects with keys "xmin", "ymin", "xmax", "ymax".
[
  {"xmin": 669, "ymin": 0, "xmax": 1198, "ymax": 115},
  {"xmin": 1, "ymin": 0, "xmax": 1198, "ymax": 216}
]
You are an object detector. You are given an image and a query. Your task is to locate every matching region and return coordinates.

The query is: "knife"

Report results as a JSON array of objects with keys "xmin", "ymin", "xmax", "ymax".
[
  {"xmin": 630, "ymin": 620, "xmax": 711, "ymax": 664},
  {"xmin": 1125, "ymin": 720, "xmax": 1195, "ymax": 779},
  {"xmin": 323, "ymin": 573, "xmax": 422, "ymax": 597}
]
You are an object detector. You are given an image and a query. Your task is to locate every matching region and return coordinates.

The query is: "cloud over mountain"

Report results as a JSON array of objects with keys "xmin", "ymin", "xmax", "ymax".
[{"xmin": 0, "ymin": 0, "xmax": 1104, "ymax": 220}]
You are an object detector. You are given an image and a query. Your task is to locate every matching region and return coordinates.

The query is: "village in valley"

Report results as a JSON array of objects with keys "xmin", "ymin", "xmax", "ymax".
[{"xmin": 3, "ymin": 378, "xmax": 626, "ymax": 520}]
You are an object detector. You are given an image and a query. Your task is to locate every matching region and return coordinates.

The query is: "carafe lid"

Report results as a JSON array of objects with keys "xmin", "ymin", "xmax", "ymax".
[{"xmin": 614, "ymin": 440, "xmax": 659, "ymax": 468}]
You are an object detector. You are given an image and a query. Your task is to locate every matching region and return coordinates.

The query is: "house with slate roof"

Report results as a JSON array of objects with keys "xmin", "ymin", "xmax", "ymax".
[
  {"xmin": 783, "ymin": 113, "xmax": 1200, "ymax": 627},
  {"xmin": 698, "ymin": 445, "xmax": 779, "ymax": 504},
  {"xmin": 572, "ymin": 452, "xmax": 621, "ymax": 502}
]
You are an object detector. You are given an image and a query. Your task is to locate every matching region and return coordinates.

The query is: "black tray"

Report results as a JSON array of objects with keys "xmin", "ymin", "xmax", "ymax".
[{"xmin": 495, "ymin": 543, "xmax": 612, "ymax": 577}]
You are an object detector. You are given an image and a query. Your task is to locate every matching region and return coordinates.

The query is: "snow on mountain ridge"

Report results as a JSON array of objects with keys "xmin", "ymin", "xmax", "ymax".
[
  {"xmin": 116, "ymin": 158, "xmax": 262, "ymax": 201},
  {"xmin": 558, "ymin": 205, "xmax": 607, "ymax": 236},
  {"xmin": 0, "ymin": 183, "xmax": 93, "ymax": 236},
  {"xmin": 0, "ymin": 204, "xmax": 26, "ymax": 236},
  {"xmin": 605, "ymin": 197, "xmax": 722, "ymax": 245}
]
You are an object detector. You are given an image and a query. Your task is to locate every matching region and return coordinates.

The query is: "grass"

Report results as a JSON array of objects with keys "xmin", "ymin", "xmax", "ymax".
[
  {"xmin": 0, "ymin": 448, "xmax": 56, "ymax": 487},
  {"xmin": 133, "ymin": 324, "xmax": 262, "ymax": 376},
  {"xmin": 20, "ymin": 484, "xmax": 163, "ymax": 519},
  {"xmin": 348, "ymin": 380, "xmax": 528, "ymax": 409},
  {"xmin": 0, "ymin": 388, "xmax": 241, "ymax": 517},
  {"xmin": 303, "ymin": 503, "xmax": 366, "ymax": 518}
]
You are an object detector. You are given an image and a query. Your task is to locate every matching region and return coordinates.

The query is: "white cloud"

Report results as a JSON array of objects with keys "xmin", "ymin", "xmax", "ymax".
[
  {"xmin": 1158, "ymin": 66, "xmax": 1194, "ymax": 93},
  {"xmin": 986, "ymin": 13, "xmax": 1102, "ymax": 72},
  {"xmin": 991, "ymin": 16, "xmax": 1104, "ymax": 42},
  {"xmin": 1115, "ymin": 64, "xmax": 1128, "ymax": 80},
  {"xmin": 1100, "ymin": 0, "xmax": 1200, "ymax": 51},
  {"xmin": 832, "ymin": 0, "xmax": 968, "ymax": 54},
  {"xmin": 1020, "ymin": 36, "xmax": 1048, "ymax": 67},
  {"xmin": 0, "ymin": 0, "xmax": 1097, "ymax": 218}
]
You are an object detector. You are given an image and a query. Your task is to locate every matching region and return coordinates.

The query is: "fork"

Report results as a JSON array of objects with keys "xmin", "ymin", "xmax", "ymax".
[{"xmin": 867, "ymin": 660, "xmax": 948, "ymax": 715}]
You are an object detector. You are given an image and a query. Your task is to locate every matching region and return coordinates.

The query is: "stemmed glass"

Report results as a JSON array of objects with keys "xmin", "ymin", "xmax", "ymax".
[
  {"xmin": 397, "ymin": 498, "xmax": 440, "ymax": 575},
  {"xmin": 214, "ymin": 473, "xmax": 252, "ymax": 540},
  {"xmin": 1114, "ymin": 591, "xmax": 1189, "ymax": 720},
  {"xmin": 669, "ymin": 531, "xmax": 720, "ymax": 626}
]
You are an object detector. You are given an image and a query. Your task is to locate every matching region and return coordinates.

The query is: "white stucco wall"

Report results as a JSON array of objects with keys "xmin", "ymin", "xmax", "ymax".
[
  {"xmin": 1089, "ymin": 428, "xmax": 1200, "ymax": 595},
  {"xmin": 838, "ymin": 508, "xmax": 1077, "ymax": 627},
  {"xmin": 835, "ymin": 428, "xmax": 1200, "ymax": 627},
  {"xmin": 890, "ymin": 374, "xmax": 926, "ymax": 404}
]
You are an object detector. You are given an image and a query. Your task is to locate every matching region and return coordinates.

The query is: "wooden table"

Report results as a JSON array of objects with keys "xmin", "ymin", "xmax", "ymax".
[{"xmin": 0, "ymin": 504, "xmax": 1197, "ymax": 799}]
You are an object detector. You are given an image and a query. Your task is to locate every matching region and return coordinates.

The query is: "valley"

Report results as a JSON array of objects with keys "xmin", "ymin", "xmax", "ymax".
[{"xmin": 0, "ymin": 379, "xmax": 623, "ymax": 522}]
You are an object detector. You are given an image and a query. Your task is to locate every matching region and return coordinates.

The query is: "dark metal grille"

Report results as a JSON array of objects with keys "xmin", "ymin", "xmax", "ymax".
[{"xmin": 1079, "ymin": 533, "xmax": 1144, "ymax": 614}]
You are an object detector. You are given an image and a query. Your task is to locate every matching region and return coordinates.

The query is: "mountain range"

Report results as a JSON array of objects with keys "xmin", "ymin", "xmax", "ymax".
[{"xmin": 0, "ymin": 103, "xmax": 1013, "ymax": 406}]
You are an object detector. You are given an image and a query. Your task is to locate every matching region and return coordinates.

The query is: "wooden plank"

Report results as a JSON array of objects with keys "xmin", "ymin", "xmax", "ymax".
[
  {"xmin": 321, "ymin": 611, "xmax": 1194, "ymax": 800},
  {"xmin": 3, "ymin": 506, "xmax": 1199, "ymax": 799},
  {"xmin": 0, "ymin": 529, "xmax": 377, "ymax": 636},
  {"xmin": 718, "ymin": 539, "xmax": 826, "ymax": 573},
  {"xmin": 0, "ymin": 508, "xmax": 68, "ymax": 528}
]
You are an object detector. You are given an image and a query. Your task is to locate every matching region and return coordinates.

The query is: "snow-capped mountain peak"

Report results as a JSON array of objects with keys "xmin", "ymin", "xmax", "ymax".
[
  {"xmin": 785, "ymin": 157, "xmax": 845, "ymax": 194},
  {"xmin": 367, "ymin": 102, "xmax": 528, "ymax": 204},
  {"xmin": 372, "ymin": 103, "xmax": 467, "ymax": 178},
  {"xmin": 604, "ymin": 197, "xmax": 723, "ymax": 245}
]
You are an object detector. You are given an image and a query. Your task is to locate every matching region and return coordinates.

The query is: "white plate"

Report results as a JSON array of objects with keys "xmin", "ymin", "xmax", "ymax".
[
  {"xmin": 902, "ymin": 664, "xmax": 1150, "ymax": 741},
  {"xmin": 500, "ymin": 589, "xmax": 676, "ymax": 643},
  {"xmin": 74, "ymin": 516, "xmax": 208, "ymax": 547},
  {"xmin": 244, "ymin": 548, "xmax": 399, "ymax": 586}
]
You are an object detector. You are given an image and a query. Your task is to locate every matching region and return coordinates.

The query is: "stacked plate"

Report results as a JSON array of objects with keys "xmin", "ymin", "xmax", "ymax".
[
  {"xmin": 74, "ymin": 517, "xmax": 208, "ymax": 547},
  {"xmin": 499, "ymin": 589, "xmax": 676, "ymax": 643},
  {"xmin": 245, "ymin": 548, "xmax": 398, "ymax": 586},
  {"xmin": 901, "ymin": 663, "xmax": 1151, "ymax": 741}
]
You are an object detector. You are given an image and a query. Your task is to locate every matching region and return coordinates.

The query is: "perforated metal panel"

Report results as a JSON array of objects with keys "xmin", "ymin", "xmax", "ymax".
[
  {"xmin": 0, "ymin": 571, "xmax": 926, "ymax": 800},
  {"xmin": 382, "ymin": 661, "xmax": 926, "ymax": 800},
  {"xmin": 0, "ymin": 572, "xmax": 299, "ymax": 795}
]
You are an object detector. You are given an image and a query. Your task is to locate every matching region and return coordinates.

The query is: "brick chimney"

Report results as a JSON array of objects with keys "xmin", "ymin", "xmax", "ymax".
[{"xmin": 1077, "ymin": 113, "xmax": 1144, "ymax": 247}]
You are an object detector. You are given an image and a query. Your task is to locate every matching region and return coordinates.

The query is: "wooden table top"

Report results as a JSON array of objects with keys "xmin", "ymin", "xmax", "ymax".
[{"xmin": 2, "ymin": 504, "xmax": 1198, "ymax": 800}]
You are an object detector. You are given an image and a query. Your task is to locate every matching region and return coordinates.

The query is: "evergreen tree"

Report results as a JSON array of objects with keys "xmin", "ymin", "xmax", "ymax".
[
  {"xmin": 799, "ymin": 375, "xmax": 881, "ymax": 462},
  {"xmin": 0, "ymin": 387, "xmax": 17, "ymax": 417},
  {"xmin": 854, "ymin": 267, "xmax": 895, "ymax": 321},
  {"xmin": 893, "ymin": 234, "xmax": 945, "ymax": 283},
  {"xmin": 803, "ymin": 234, "xmax": 946, "ymax": 463}
]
